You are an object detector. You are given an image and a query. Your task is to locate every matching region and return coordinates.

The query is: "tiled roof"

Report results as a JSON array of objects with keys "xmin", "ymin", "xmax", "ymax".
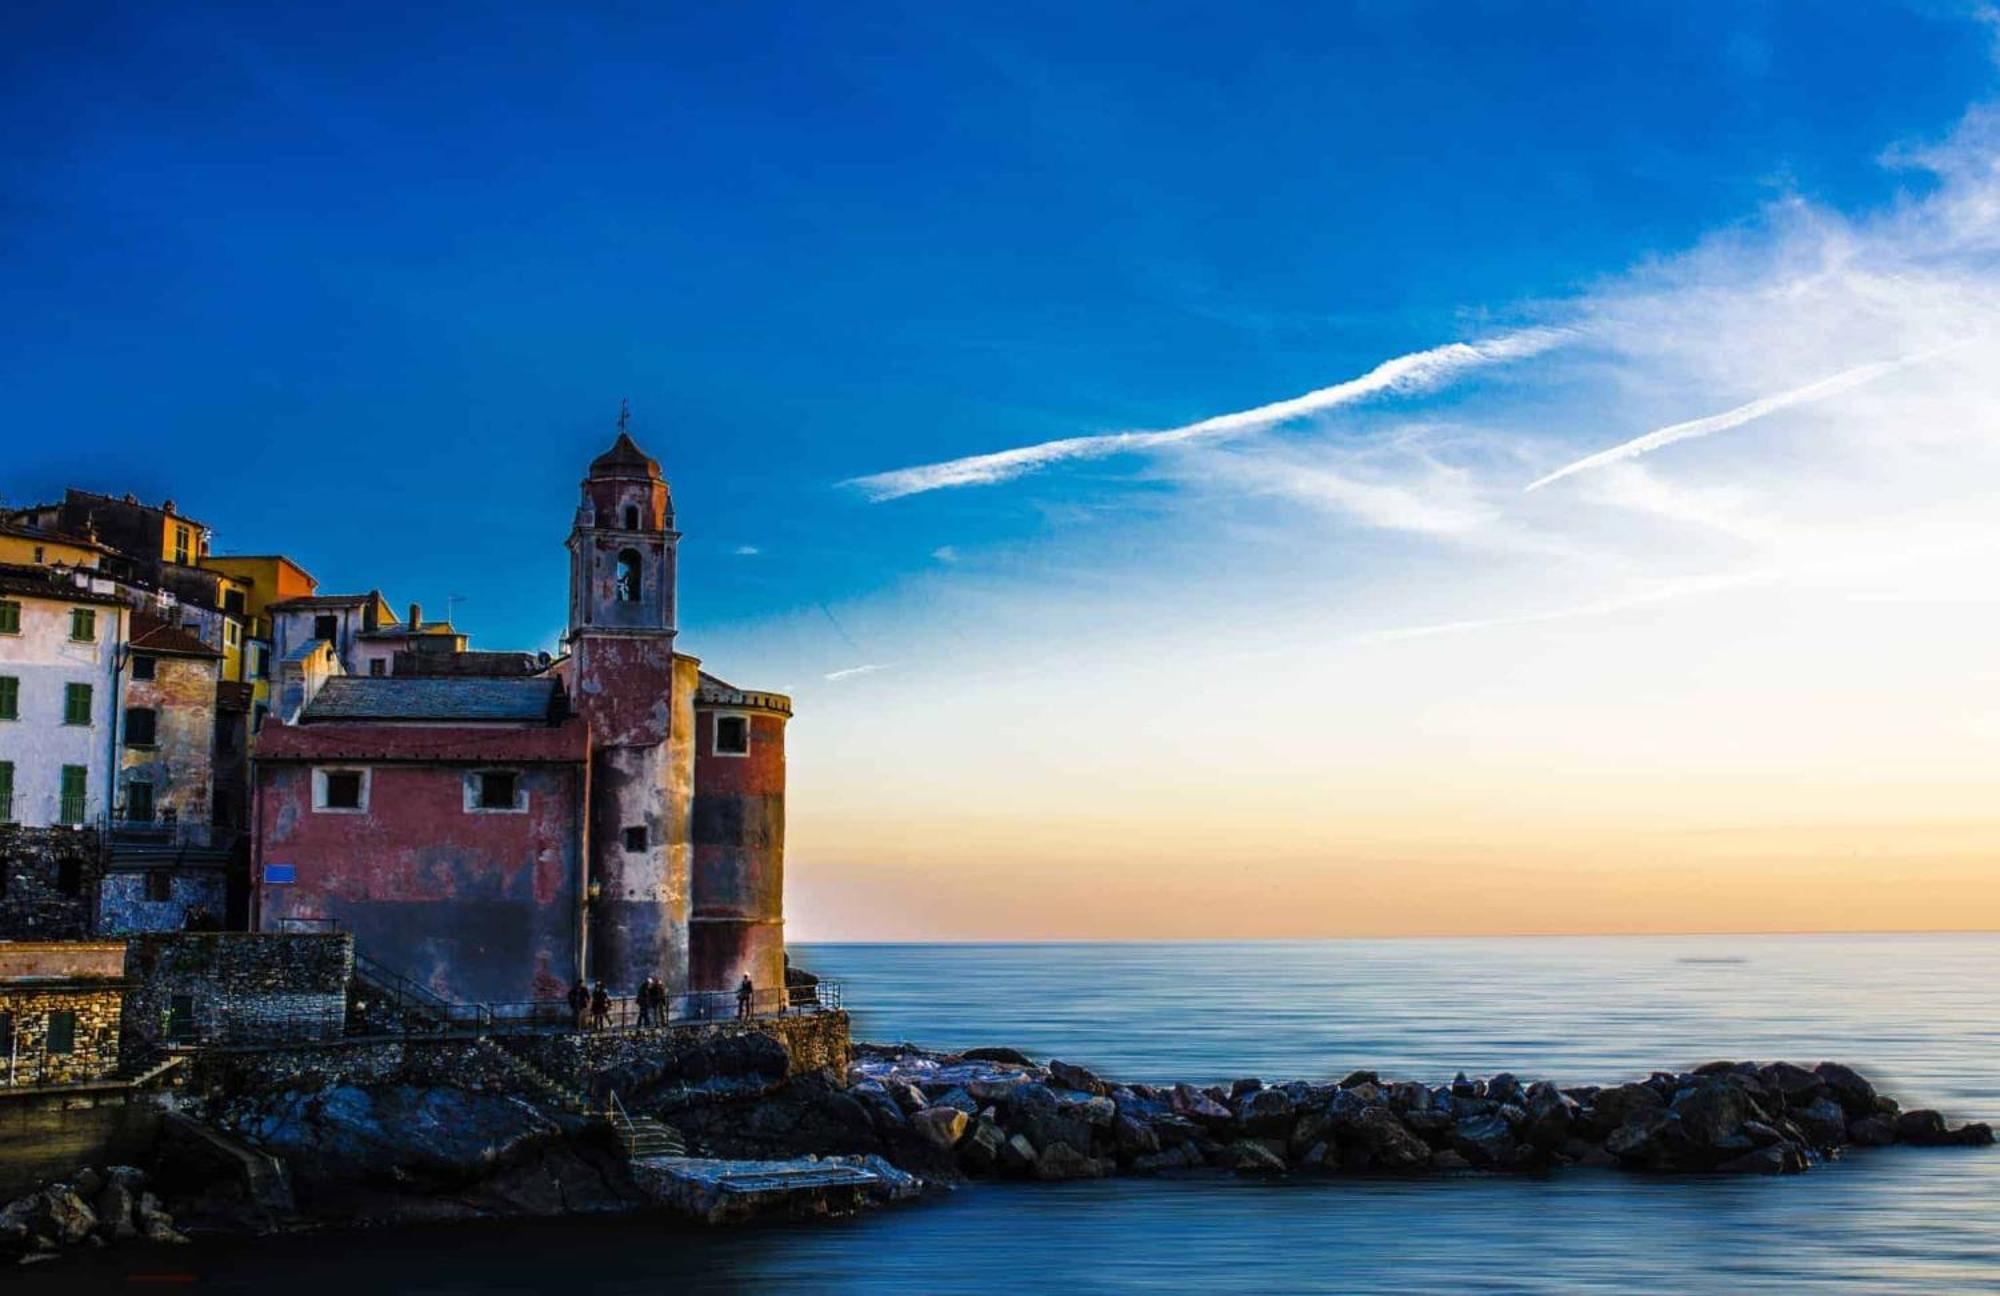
[
  {"xmin": 0, "ymin": 521, "xmax": 113, "ymax": 555},
  {"xmin": 356, "ymin": 621, "xmax": 459, "ymax": 639},
  {"xmin": 129, "ymin": 610, "xmax": 221, "ymax": 659},
  {"xmin": 302, "ymin": 676, "xmax": 566, "ymax": 723},
  {"xmin": 694, "ymin": 670, "xmax": 792, "ymax": 714},
  {"xmin": 268, "ymin": 592, "xmax": 383, "ymax": 611},
  {"xmin": 589, "ymin": 431, "xmax": 661, "ymax": 478},
  {"xmin": 0, "ymin": 563, "xmax": 127, "ymax": 608},
  {"xmin": 256, "ymin": 717, "xmax": 588, "ymax": 763}
]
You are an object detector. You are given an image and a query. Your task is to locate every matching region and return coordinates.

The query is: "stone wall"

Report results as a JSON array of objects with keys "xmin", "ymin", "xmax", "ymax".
[
  {"xmin": 0, "ymin": 826, "xmax": 102, "ymax": 939},
  {"xmin": 123, "ymin": 933, "xmax": 352, "ymax": 1054},
  {"xmin": 0, "ymin": 983, "xmax": 125, "ymax": 1086},
  {"xmin": 508, "ymin": 1010, "xmax": 850, "ymax": 1092},
  {"xmin": 185, "ymin": 1036, "xmax": 512, "ymax": 1097},
  {"xmin": 98, "ymin": 865, "xmax": 230, "ymax": 935}
]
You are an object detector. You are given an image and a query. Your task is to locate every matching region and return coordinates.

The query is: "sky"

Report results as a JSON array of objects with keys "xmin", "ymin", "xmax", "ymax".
[{"xmin": 6, "ymin": 1, "xmax": 2000, "ymax": 939}]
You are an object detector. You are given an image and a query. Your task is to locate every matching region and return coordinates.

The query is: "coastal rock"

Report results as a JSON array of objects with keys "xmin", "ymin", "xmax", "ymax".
[
  {"xmin": 1237, "ymin": 1088, "xmax": 1295, "ymax": 1137},
  {"xmin": 1521, "ymin": 1082, "xmax": 1579, "ymax": 1150},
  {"xmin": 1587, "ymin": 1084, "xmax": 1664, "ymax": 1137},
  {"xmin": 1717, "ymin": 1144, "xmax": 1809, "ymax": 1175},
  {"xmin": 1791, "ymin": 1098, "xmax": 1850, "ymax": 1148},
  {"xmin": 1846, "ymin": 1115, "xmax": 1897, "ymax": 1147},
  {"xmin": 962, "ymin": 1047, "xmax": 1037, "ymax": 1067},
  {"xmin": 1223, "ymin": 1139, "xmax": 1288, "ymax": 1176},
  {"xmin": 1130, "ymin": 1144, "xmax": 1204, "ymax": 1175},
  {"xmin": 1353, "ymin": 1106, "xmax": 1433, "ymax": 1171},
  {"xmin": 1172, "ymin": 1084, "xmax": 1234, "ymax": 1127},
  {"xmin": 1671, "ymin": 1081, "xmax": 1754, "ymax": 1149},
  {"xmin": 1814, "ymin": 1063, "xmax": 1880, "ymax": 1116},
  {"xmin": 910, "ymin": 1107, "xmax": 969, "ymax": 1151},
  {"xmin": 1074, "ymin": 1096, "xmax": 1118, "ymax": 1128},
  {"xmin": 1758, "ymin": 1062, "xmax": 1824, "ymax": 1105},
  {"xmin": 1448, "ymin": 1112, "xmax": 1517, "ymax": 1168},
  {"xmin": 1034, "ymin": 1141, "xmax": 1113, "ymax": 1181},
  {"xmin": 1049, "ymin": 1060, "xmax": 1109, "ymax": 1097},
  {"xmin": 1340, "ymin": 1071, "xmax": 1381, "ymax": 1090},
  {"xmin": 93, "ymin": 1181, "xmax": 139, "ymax": 1241},
  {"xmin": 1006, "ymin": 1084, "xmax": 1096, "ymax": 1154},
  {"xmin": 959, "ymin": 1119, "xmax": 1008, "ymax": 1173},
  {"xmin": 1001, "ymin": 1134, "xmax": 1039, "ymax": 1174},
  {"xmin": 1112, "ymin": 1114, "xmax": 1161, "ymax": 1159}
]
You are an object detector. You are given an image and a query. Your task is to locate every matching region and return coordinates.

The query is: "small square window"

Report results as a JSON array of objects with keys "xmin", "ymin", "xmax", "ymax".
[
  {"xmin": 714, "ymin": 714, "xmax": 750, "ymax": 756},
  {"xmin": 125, "ymin": 706, "xmax": 157, "ymax": 746},
  {"xmin": 623, "ymin": 826, "xmax": 648, "ymax": 853},
  {"xmin": 131, "ymin": 654, "xmax": 156, "ymax": 680},
  {"xmin": 63, "ymin": 683, "xmax": 93, "ymax": 725},
  {"xmin": 313, "ymin": 614, "xmax": 339, "ymax": 643},
  {"xmin": 476, "ymin": 770, "xmax": 518, "ymax": 810},
  {"xmin": 46, "ymin": 1010, "xmax": 77, "ymax": 1055},
  {"xmin": 322, "ymin": 770, "xmax": 363, "ymax": 810},
  {"xmin": 0, "ymin": 600, "xmax": 19, "ymax": 634},
  {"xmin": 70, "ymin": 608, "xmax": 97, "ymax": 642},
  {"xmin": 369, "ymin": 659, "xmax": 385, "ymax": 676},
  {"xmin": 147, "ymin": 870, "xmax": 172, "ymax": 902}
]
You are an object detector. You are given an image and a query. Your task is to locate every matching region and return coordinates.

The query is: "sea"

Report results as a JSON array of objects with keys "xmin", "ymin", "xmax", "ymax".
[{"xmin": 36, "ymin": 935, "xmax": 2000, "ymax": 1293}]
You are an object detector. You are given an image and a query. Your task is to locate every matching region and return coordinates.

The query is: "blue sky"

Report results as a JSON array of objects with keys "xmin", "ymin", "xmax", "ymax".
[{"xmin": 8, "ymin": 3, "xmax": 2000, "ymax": 935}]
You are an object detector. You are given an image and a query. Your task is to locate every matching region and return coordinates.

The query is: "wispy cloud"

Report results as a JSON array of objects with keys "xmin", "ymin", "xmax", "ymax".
[
  {"xmin": 843, "ymin": 328, "xmax": 1571, "ymax": 501},
  {"xmin": 1523, "ymin": 347, "xmax": 1960, "ymax": 492},
  {"xmin": 824, "ymin": 662, "xmax": 893, "ymax": 681},
  {"xmin": 931, "ymin": 545, "xmax": 960, "ymax": 562},
  {"xmin": 733, "ymin": 545, "xmax": 762, "ymax": 556}
]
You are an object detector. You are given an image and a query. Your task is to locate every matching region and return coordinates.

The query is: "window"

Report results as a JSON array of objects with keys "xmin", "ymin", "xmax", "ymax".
[
  {"xmin": 125, "ymin": 707, "xmax": 157, "ymax": 747},
  {"xmin": 46, "ymin": 1010, "xmax": 76, "ymax": 1055},
  {"xmin": 125, "ymin": 779, "xmax": 155, "ymax": 822},
  {"xmin": 32, "ymin": 547, "xmax": 42, "ymax": 564},
  {"xmin": 0, "ymin": 676, "xmax": 16, "ymax": 720},
  {"xmin": 174, "ymin": 526, "xmax": 191, "ymax": 565},
  {"xmin": 59, "ymin": 765, "xmax": 86, "ymax": 825},
  {"xmin": 70, "ymin": 608, "xmax": 96, "ymax": 642},
  {"xmin": 226, "ymin": 622, "xmax": 239, "ymax": 646},
  {"xmin": 623, "ymin": 504, "xmax": 639, "ymax": 530},
  {"xmin": 0, "ymin": 600, "xmax": 18, "ymax": 634},
  {"xmin": 368, "ymin": 659, "xmax": 385, "ymax": 676},
  {"xmin": 63, "ymin": 683, "xmax": 92, "ymax": 726},
  {"xmin": 253, "ymin": 703, "xmax": 269, "ymax": 732},
  {"xmin": 224, "ymin": 589, "xmax": 246, "ymax": 614},
  {"xmin": 131, "ymin": 654, "xmax": 156, "ymax": 680},
  {"xmin": 713, "ymin": 713, "xmax": 750, "ymax": 756},
  {"xmin": 623, "ymin": 826, "xmax": 648, "ymax": 853},
  {"xmin": 253, "ymin": 645, "xmax": 269, "ymax": 678},
  {"xmin": 470, "ymin": 769, "xmax": 520, "ymax": 812},
  {"xmin": 147, "ymin": 870, "xmax": 172, "ymax": 902},
  {"xmin": 317, "ymin": 768, "xmax": 366, "ymax": 812},
  {"xmin": 313, "ymin": 613, "xmax": 339, "ymax": 643},
  {"xmin": 0, "ymin": 1014, "xmax": 11, "ymax": 1057},
  {"xmin": 615, "ymin": 549, "xmax": 641, "ymax": 602},
  {"xmin": 0, "ymin": 761, "xmax": 13, "ymax": 824}
]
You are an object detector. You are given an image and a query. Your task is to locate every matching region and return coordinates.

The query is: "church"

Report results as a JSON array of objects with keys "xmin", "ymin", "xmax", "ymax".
[{"xmin": 249, "ymin": 422, "xmax": 791, "ymax": 1008}]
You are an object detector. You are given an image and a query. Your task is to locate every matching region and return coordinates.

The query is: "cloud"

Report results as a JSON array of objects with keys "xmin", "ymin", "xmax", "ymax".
[
  {"xmin": 1522, "ymin": 347, "xmax": 1961, "ymax": 491},
  {"xmin": 824, "ymin": 662, "xmax": 893, "ymax": 681},
  {"xmin": 842, "ymin": 328, "xmax": 1571, "ymax": 501},
  {"xmin": 931, "ymin": 545, "xmax": 960, "ymax": 562},
  {"xmin": 733, "ymin": 545, "xmax": 762, "ymax": 556}
]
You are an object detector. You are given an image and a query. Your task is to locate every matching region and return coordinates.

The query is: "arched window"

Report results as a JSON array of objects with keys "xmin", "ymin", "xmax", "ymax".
[
  {"xmin": 623, "ymin": 504, "xmax": 639, "ymax": 530},
  {"xmin": 615, "ymin": 549, "xmax": 641, "ymax": 602}
]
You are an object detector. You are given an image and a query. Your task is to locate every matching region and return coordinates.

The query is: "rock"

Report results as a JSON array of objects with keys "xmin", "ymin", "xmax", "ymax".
[
  {"xmin": 1238, "ymin": 1087, "xmax": 1295, "ymax": 1138},
  {"xmin": 1791, "ymin": 1097, "xmax": 1850, "ymax": 1148},
  {"xmin": 1944, "ymin": 1123, "xmax": 1996, "ymax": 1147},
  {"xmin": 1430, "ymin": 1150, "xmax": 1472, "ymax": 1171},
  {"xmin": 1449, "ymin": 1112, "xmax": 1517, "ymax": 1168},
  {"xmin": 1130, "ymin": 1144, "xmax": 1204, "ymax": 1175},
  {"xmin": 851, "ymin": 1084, "xmax": 908, "ymax": 1135},
  {"xmin": 888, "ymin": 1082, "xmax": 930, "ymax": 1115},
  {"xmin": 1387, "ymin": 1081, "xmax": 1431, "ymax": 1112},
  {"xmin": 1521, "ymin": 1081, "xmax": 1578, "ymax": 1150},
  {"xmin": 1290, "ymin": 1110, "xmax": 1335, "ymax": 1157},
  {"xmin": 962, "ymin": 1046, "xmax": 1037, "ymax": 1067},
  {"xmin": 967, "ymin": 1077, "xmax": 1027, "ymax": 1105},
  {"xmin": 1605, "ymin": 1110, "xmax": 1673, "ymax": 1163},
  {"xmin": 1894, "ymin": 1109, "xmax": 1948, "ymax": 1144},
  {"xmin": 1072, "ymin": 1096, "xmax": 1118, "ymax": 1129},
  {"xmin": 1717, "ymin": 1143, "xmax": 1809, "ymax": 1175},
  {"xmin": 1340, "ymin": 1070, "xmax": 1381, "ymax": 1090},
  {"xmin": 1759, "ymin": 1062, "xmax": 1825, "ymax": 1105},
  {"xmin": 1034, "ymin": 1141, "xmax": 1112, "ymax": 1180},
  {"xmin": 1172, "ymin": 1084, "xmax": 1234, "ymax": 1126},
  {"xmin": 931, "ymin": 1086, "xmax": 980, "ymax": 1115},
  {"xmin": 92, "ymin": 1180, "xmax": 138, "ymax": 1241},
  {"xmin": 1672, "ymin": 1081, "xmax": 1755, "ymax": 1149},
  {"xmin": 959, "ymin": 1119, "xmax": 1007, "ymax": 1173},
  {"xmin": 1112, "ymin": 1113, "xmax": 1161, "ymax": 1159},
  {"xmin": 1814, "ymin": 1063, "xmax": 1879, "ymax": 1116},
  {"xmin": 1486, "ymin": 1074, "xmax": 1524, "ymax": 1106},
  {"xmin": 1001, "ymin": 1133, "xmax": 1039, "ymax": 1174},
  {"xmin": 1048, "ymin": 1059, "xmax": 1109, "ymax": 1097},
  {"xmin": 1353, "ymin": 1106, "xmax": 1433, "ymax": 1171},
  {"xmin": 1223, "ymin": 1139, "xmax": 1288, "ymax": 1175},
  {"xmin": 1296, "ymin": 1141, "xmax": 1329, "ymax": 1170},
  {"xmin": 911, "ymin": 1107, "xmax": 969, "ymax": 1151},
  {"xmin": 1229, "ymin": 1077, "xmax": 1264, "ymax": 1100},
  {"xmin": 1007, "ymin": 1084, "xmax": 1096, "ymax": 1154},
  {"xmin": 1847, "ymin": 1115, "xmax": 1897, "ymax": 1147},
  {"xmin": 72, "ymin": 1169, "xmax": 103, "ymax": 1199},
  {"xmin": 1587, "ymin": 1083, "xmax": 1665, "ymax": 1137},
  {"xmin": 34, "ymin": 1189, "xmax": 96, "ymax": 1246}
]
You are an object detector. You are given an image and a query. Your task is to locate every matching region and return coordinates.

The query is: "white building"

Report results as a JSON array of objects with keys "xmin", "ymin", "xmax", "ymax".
[{"xmin": 0, "ymin": 565, "xmax": 128, "ymax": 827}]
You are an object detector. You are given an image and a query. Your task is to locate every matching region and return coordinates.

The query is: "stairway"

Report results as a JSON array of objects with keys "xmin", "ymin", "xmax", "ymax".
[
  {"xmin": 607, "ymin": 1092, "xmax": 688, "ymax": 1160},
  {"xmin": 350, "ymin": 950, "xmax": 461, "ymax": 1033},
  {"xmin": 477, "ymin": 1038, "xmax": 592, "ymax": 1114}
]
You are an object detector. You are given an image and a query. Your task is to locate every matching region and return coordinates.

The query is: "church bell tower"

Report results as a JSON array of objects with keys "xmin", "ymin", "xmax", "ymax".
[{"xmin": 567, "ymin": 404, "xmax": 696, "ymax": 994}]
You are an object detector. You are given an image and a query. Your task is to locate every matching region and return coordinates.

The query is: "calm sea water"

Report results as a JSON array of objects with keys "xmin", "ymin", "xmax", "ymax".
[{"xmin": 42, "ymin": 935, "xmax": 2000, "ymax": 1293}]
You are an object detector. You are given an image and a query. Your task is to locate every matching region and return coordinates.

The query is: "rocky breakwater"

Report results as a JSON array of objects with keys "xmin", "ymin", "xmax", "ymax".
[
  {"xmin": 850, "ymin": 1046, "xmax": 1994, "ymax": 1181},
  {"xmin": 1, "ymin": 1165, "xmax": 187, "ymax": 1266}
]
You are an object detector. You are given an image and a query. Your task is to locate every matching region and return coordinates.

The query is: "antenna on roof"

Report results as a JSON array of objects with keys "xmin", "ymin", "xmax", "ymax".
[{"xmin": 617, "ymin": 397, "xmax": 631, "ymax": 434}]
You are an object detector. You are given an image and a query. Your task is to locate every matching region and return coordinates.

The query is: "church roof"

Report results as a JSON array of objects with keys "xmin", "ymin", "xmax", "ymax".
[
  {"xmin": 589, "ymin": 431, "xmax": 662, "ymax": 479},
  {"xmin": 301, "ymin": 676, "xmax": 566, "ymax": 724},
  {"xmin": 257, "ymin": 717, "xmax": 588, "ymax": 763}
]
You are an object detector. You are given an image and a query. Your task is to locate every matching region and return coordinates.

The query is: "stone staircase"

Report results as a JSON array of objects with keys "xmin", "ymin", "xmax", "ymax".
[
  {"xmin": 476, "ymin": 1038, "xmax": 592, "ymax": 1115},
  {"xmin": 608, "ymin": 1091, "xmax": 688, "ymax": 1160}
]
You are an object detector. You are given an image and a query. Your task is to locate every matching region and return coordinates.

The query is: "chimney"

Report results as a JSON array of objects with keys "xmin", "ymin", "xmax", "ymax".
[{"xmin": 408, "ymin": 602, "xmax": 422, "ymax": 632}]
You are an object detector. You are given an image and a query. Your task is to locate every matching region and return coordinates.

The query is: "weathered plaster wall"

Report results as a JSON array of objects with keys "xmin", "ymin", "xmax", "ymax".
[
  {"xmin": 0, "ymin": 826, "xmax": 102, "ymax": 939},
  {"xmin": 119, "ymin": 651, "xmax": 217, "ymax": 825},
  {"xmin": 0, "ymin": 595, "xmax": 122, "ymax": 826},
  {"xmin": 690, "ymin": 707, "xmax": 787, "ymax": 994},
  {"xmin": 98, "ymin": 865, "xmax": 229, "ymax": 934},
  {"xmin": 122, "ymin": 932, "xmax": 352, "ymax": 1054},
  {"xmin": 256, "ymin": 762, "xmax": 583, "ymax": 1003}
]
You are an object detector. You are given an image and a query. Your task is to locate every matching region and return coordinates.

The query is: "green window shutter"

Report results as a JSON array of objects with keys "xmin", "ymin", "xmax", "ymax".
[
  {"xmin": 0, "ymin": 601, "xmax": 18, "ymax": 633},
  {"xmin": 0, "ymin": 676, "xmax": 16, "ymax": 720},
  {"xmin": 59, "ymin": 765, "xmax": 87, "ymax": 825},
  {"xmin": 70, "ymin": 608, "xmax": 96, "ymax": 641},
  {"xmin": 0, "ymin": 762, "xmax": 14, "ymax": 823},
  {"xmin": 64, "ymin": 683, "xmax": 92, "ymax": 725}
]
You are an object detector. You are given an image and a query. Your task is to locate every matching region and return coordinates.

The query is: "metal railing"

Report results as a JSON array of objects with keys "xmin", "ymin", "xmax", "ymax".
[
  {"xmin": 58, "ymin": 794, "xmax": 88, "ymax": 826},
  {"xmin": 105, "ymin": 818, "xmax": 245, "ymax": 854}
]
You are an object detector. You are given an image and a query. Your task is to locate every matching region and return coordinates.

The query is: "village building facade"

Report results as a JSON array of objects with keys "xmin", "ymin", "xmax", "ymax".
[
  {"xmin": 0, "ymin": 565, "xmax": 128, "ymax": 831},
  {"xmin": 249, "ymin": 426, "xmax": 792, "ymax": 1011}
]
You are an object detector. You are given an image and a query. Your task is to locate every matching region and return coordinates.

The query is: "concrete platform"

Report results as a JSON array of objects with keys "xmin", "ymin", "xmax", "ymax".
[{"xmin": 631, "ymin": 1154, "xmax": 923, "ymax": 1224}]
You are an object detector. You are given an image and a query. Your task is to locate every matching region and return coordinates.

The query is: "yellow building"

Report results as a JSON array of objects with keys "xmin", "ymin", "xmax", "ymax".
[
  {"xmin": 202, "ymin": 555, "xmax": 319, "ymax": 710},
  {"xmin": 0, "ymin": 522, "xmax": 113, "ymax": 571}
]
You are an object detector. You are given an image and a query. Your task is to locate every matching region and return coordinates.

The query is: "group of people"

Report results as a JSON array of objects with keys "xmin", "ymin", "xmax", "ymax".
[{"xmin": 562, "ymin": 974, "xmax": 762, "ymax": 1030}]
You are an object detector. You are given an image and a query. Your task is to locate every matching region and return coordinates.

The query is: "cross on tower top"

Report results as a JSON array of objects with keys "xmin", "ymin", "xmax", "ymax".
[{"xmin": 617, "ymin": 397, "xmax": 631, "ymax": 433}]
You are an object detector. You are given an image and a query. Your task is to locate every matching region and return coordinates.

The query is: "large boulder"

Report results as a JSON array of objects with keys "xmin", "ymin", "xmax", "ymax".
[
  {"xmin": 1449, "ymin": 1112, "xmax": 1517, "ymax": 1168},
  {"xmin": 1171, "ymin": 1084, "xmax": 1234, "ymax": 1127},
  {"xmin": 1585, "ymin": 1084, "xmax": 1664, "ymax": 1138},
  {"xmin": 92, "ymin": 1179, "xmax": 139, "ymax": 1241},
  {"xmin": 1237, "ymin": 1088, "xmax": 1295, "ymax": 1138},
  {"xmin": 958, "ymin": 1119, "xmax": 1008, "ymax": 1173},
  {"xmin": 1222, "ymin": 1139, "xmax": 1288, "ymax": 1176},
  {"xmin": 1034, "ymin": 1141, "xmax": 1113, "ymax": 1180},
  {"xmin": 1847, "ymin": 1115, "xmax": 1897, "ymax": 1147},
  {"xmin": 910, "ymin": 1107, "xmax": 969, "ymax": 1151},
  {"xmin": 962, "ymin": 1046, "xmax": 1037, "ymax": 1066},
  {"xmin": 1048, "ymin": 1059, "xmax": 1109, "ymax": 1097},
  {"xmin": 1520, "ymin": 1081, "xmax": 1579, "ymax": 1151},
  {"xmin": 1671, "ymin": 1081, "xmax": 1755, "ymax": 1150},
  {"xmin": 1352, "ymin": 1106, "xmax": 1433, "ymax": 1171},
  {"xmin": 1717, "ymin": 1143, "xmax": 1809, "ymax": 1175},
  {"xmin": 1790, "ymin": 1097, "xmax": 1850, "ymax": 1149},
  {"xmin": 1758, "ymin": 1062, "xmax": 1825, "ymax": 1107},
  {"xmin": 1814, "ymin": 1063, "xmax": 1879, "ymax": 1116},
  {"xmin": 1006, "ymin": 1084, "xmax": 1097, "ymax": 1155},
  {"xmin": 1112, "ymin": 1113, "xmax": 1161, "ymax": 1160}
]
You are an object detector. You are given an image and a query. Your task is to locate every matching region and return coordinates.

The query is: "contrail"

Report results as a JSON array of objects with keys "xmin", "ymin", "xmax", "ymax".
[
  {"xmin": 845, "ymin": 328, "xmax": 1570, "ymax": 501},
  {"xmin": 1524, "ymin": 347, "xmax": 1950, "ymax": 492}
]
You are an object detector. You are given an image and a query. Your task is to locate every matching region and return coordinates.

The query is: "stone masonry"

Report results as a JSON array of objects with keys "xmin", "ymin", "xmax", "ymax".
[
  {"xmin": 0, "ymin": 826, "xmax": 102, "ymax": 939},
  {"xmin": 122, "ymin": 933, "xmax": 352, "ymax": 1055}
]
